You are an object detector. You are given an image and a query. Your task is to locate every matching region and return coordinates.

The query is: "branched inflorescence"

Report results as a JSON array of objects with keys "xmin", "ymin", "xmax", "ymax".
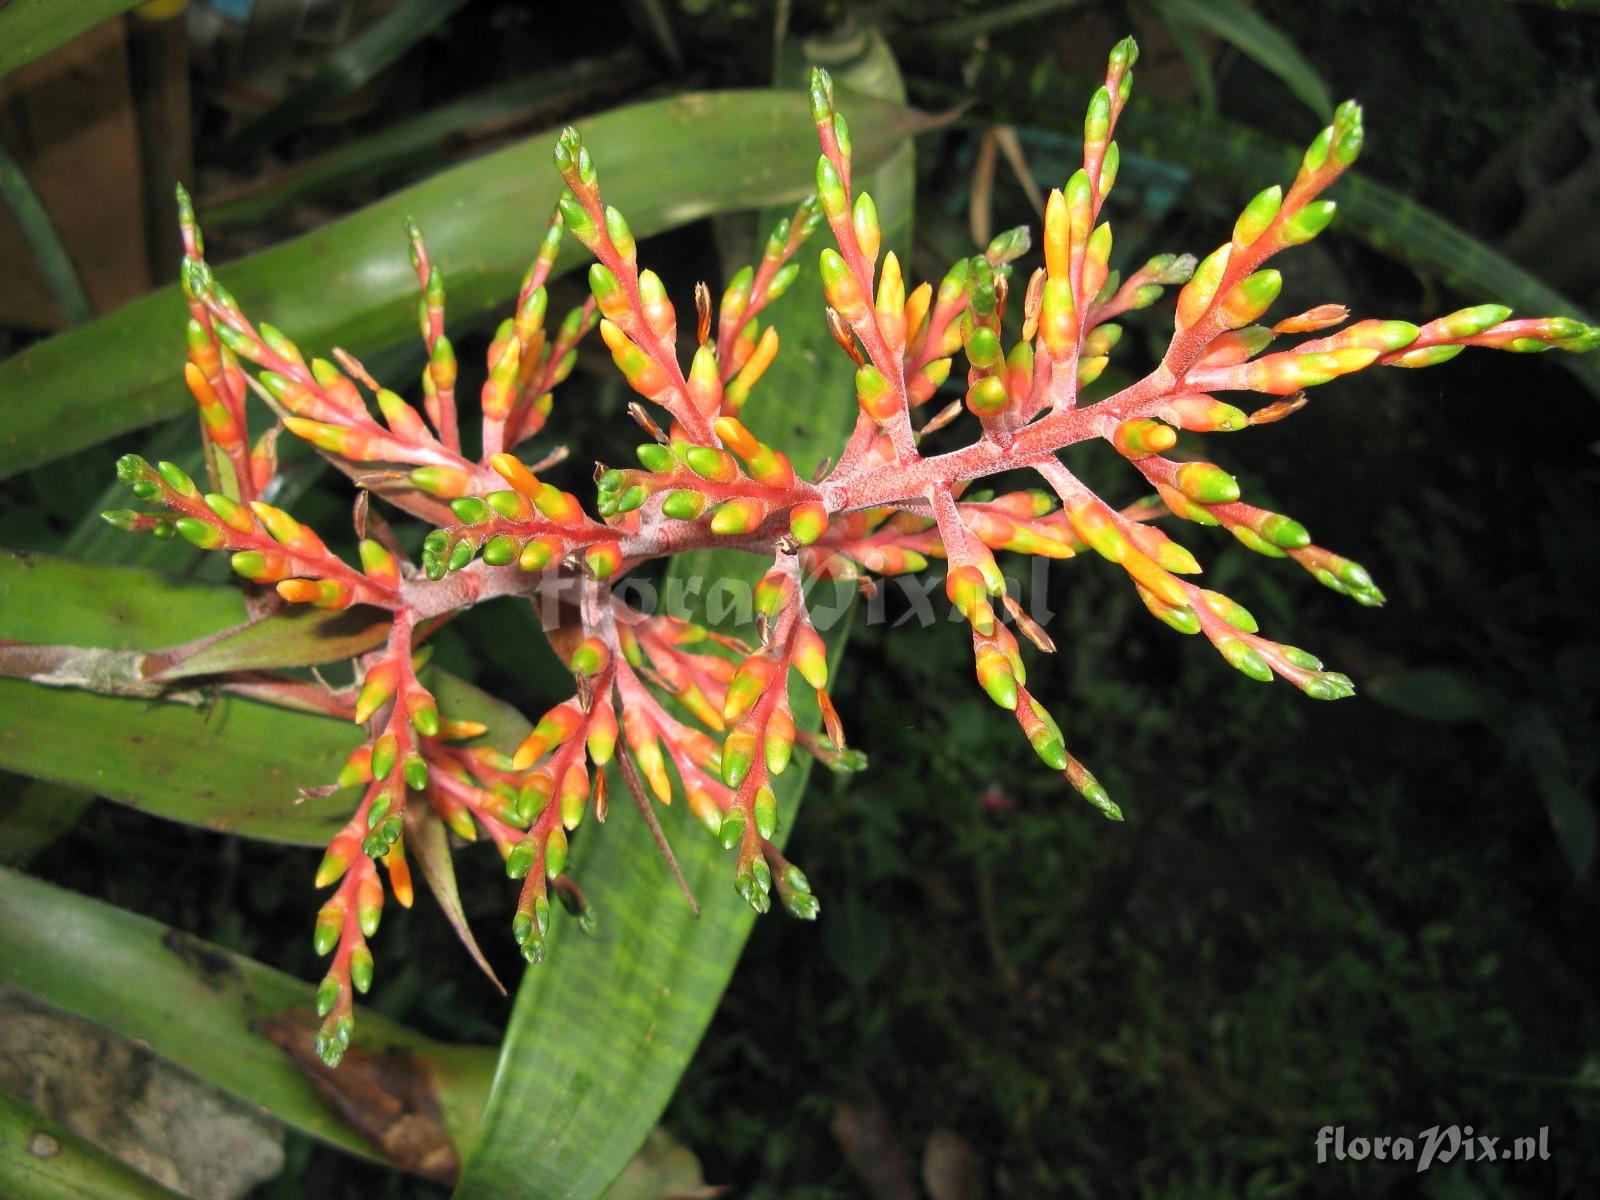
[{"xmin": 95, "ymin": 40, "xmax": 1597, "ymax": 1064}]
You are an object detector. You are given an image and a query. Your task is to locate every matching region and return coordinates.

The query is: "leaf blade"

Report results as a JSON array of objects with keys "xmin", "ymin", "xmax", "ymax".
[
  {"xmin": 0, "ymin": 88, "xmax": 926, "ymax": 480},
  {"xmin": 0, "ymin": 549, "xmax": 246, "ymax": 650},
  {"xmin": 0, "ymin": 866, "xmax": 496, "ymax": 1162},
  {"xmin": 0, "ymin": 681, "xmax": 362, "ymax": 844},
  {"xmin": 0, "ymin": 1086, "xmax": 185, "ymax": 1200},
  {"xmin": 0, "ymin": 552, "xmax": 534, "ymax": 844}
]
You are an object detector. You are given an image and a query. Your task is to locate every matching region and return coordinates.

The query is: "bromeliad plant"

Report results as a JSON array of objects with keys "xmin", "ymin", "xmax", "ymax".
[{"xmin": 83, "ymin": 38, "xmax": 1596, "ymax": 1065}]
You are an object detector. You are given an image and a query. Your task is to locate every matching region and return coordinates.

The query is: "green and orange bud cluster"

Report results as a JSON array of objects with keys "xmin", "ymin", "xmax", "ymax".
[
  {"xmin": 497, "ymin": 630, "xmax": 621, "ymax": 964},
  {"xmin": 808, "ymin": 66, "xmax": 923, "ymax": 456},
  {"xmin": 1029, "ymin": 38, "xmax": 1138, "ymax": 395},
  {"xmin": 1143, "ymin": 100, "xmax": 1363, "ymax": 384},
  {"xmin": 959, "ymin": 257, "xmax": 1029, "ymax": 422},
  {"xmin": 595, "ymin": 415, "xmax": 818, "ymax": 546},
  {"xmin": 78, "ymin": 41, "xmax": 1599, "ymax": 1067},
  {"xmin": 340, "ymin": 625, "xmax": 441, "ymax": 858},
  {"xmin": 1294, "ymin": 99, "xmax": 1365, "ymax": 193},
  {"xmin": 106, "ymin": 454, "xmax": 398, "ymax": 609},
  {"xmin": 711, "ymin": 561, "xmax": 833, "ymax": 912},
  {"xmin": 1010, "ymin": 684, "xmax": 1120, "ymax": 820},
  {"xmin": 960, "ymin": 490, "xmax": 1078, "ymax": 561},
  {"xmin": 305, "ymin": 669, "xmax": 509, "ymax": 1065},
  {"xmin": 553, "ymin": 125, "xmax": 724, "ymax": 445},
  {"xmin": 194, "ymin": 163, "xmax": 595, "ymax": 508},
  {"xmin": 1176, "ymin": 291, "xmax": 1598, "ymax": 401},
  {"xmin": 425, "ymin": 740, "xmax": 533, "ymax": 854},
  {"xmin": 486, "ymin": 202, "xmax": 595, "ymax": 453},
  {"xmin": 621, "ymin": 612, "xmax": 737, "ymax": 733},
  {"xmin": 309, "ymin": 848, "xmax": 386, "ymax": 1066},
  {"xmin": 1377, "ymin": 305, "xmax": 1599, "ymax": 365},
  {"xmin": 623, "ymin": 623, "xmax": 748, "ymax": 858},
  {"xmin": 762, "ymin": 841, "xmax": 820, "ymax": 920},
  {"xmin": 949, "ymin": 515, "xmax": 1118, "ymax": 823},
  {"xmin": 176, "ymin": 185, "xmax": 262, "ymax": 503},
  {"xmin": 1189, "ymin": 596, "xmax": 1357, "ymax": 702},
  {"xmin": 182, "ymin": 243, "xmax": 482, "ymax": 488},
  {"xmin": 403, "ymin": 215, "xmax": 460, "ymax": 451},
  {"xmin": 555, "ymin": 126, "xmax": 830, "ymax": 487},
  {"xmin": 1131, "ymin": 454, "xmax": 1385, "ymax": 607},
  {"xmin": 480, "ymin": 241, "xmax": 601, "ymax": 457},
  {"xmin": 1287, "ymin": 544, "xmax": 1387, "ymax": 608},
  {"xmin": 1086, "ymin": 252, "xmax": 1198, "ymax": 329},
  {"xmin": 1059, "ymin": 492, "xmax": 1197, "ymax": 613},
  {"xmin": 614, "ymin": 654, "xmax": 727, "ymax": 831},
  {"xmin": 421, "ymin": 453, "xmax": 619, "ymax": 581},
  {"xmin": 718, "ymin": 196, "xmax": 823, "ymax": 394}
]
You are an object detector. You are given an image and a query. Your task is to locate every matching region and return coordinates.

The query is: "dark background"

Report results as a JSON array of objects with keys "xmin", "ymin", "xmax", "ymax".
[{"xmin": 2, "ymin": 1, "xmax": 1597, "ymax": 1197}]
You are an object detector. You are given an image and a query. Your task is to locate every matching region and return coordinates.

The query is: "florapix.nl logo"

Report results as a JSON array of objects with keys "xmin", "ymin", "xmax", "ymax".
[{"xmin": 1315, "ymin": 1125, "xmax": 1550, "ymax": 1174}]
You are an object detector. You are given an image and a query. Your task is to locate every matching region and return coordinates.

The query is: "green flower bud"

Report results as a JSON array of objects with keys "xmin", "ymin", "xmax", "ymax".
[
  {"xmin": 1282, "ymin": 200, "xmax": 1337, "ymax": 245},
  {"xmin": 636, "ymin": 443, "xmax": 674, "ymax": 473},
  {"xmin": 661, "ymin": 490, "xmax": 706, "ymax": 521}
]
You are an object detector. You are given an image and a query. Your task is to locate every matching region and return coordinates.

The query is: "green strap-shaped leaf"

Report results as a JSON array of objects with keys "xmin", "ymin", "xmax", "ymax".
[
  {"xmin": 0, "ymin": 1086, "xmax": 184, "ymax": 1200},
  {"xmin": 0, "ymin": 681, "xmax": 361, "ymax": 844},
  {"xmin": 0, "ymin": 549, "xmax": 246, "ymax": 649},
  {"xmin": 0, "ymin": 552, "xmax": 532, "ymax": 844},
  {"xmin": 158, "ymin": 605, "xmax": 392, "ymax": 679},
  {"xmin": 451, "ymin": 30, "xmax": 913, "ymax": 1198},
  {"xmin": 0, "ymin": 0, "xmax": 144, "ymax": 82},
  {"xmin": 0, "ymin": 673, "xmax": 529, "ymax": 847},
  {"xmin": 0, "ymin": 88, "xmax": 926, "ymax": 480},
  {"xmin": 0, "ymin": 549, "xmax": 354, "ymax": 843},
  {"xmin": 0, "ymin": 548, "xmax": 383, "ymax": 688},
  {"xmin": 0, "ymin": 866, "xmax": 495, "ymax": 1165}
]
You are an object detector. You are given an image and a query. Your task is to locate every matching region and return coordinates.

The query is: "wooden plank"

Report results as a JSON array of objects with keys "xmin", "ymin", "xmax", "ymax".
[{"xmin": 0, "ymin": 17, "xmax": 149, "ymax": 329}]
